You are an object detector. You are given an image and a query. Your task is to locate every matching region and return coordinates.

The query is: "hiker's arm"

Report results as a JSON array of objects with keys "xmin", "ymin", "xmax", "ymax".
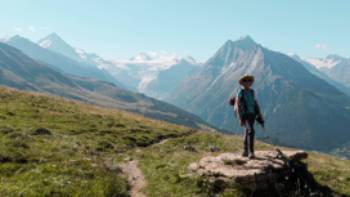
[
  {"xmin": 236, "ymin": 95, "xmax": 245, "ymax": 126},
  {"xmin": 253, "ymin": 92, "xmax": 263, "ymax": 119}
]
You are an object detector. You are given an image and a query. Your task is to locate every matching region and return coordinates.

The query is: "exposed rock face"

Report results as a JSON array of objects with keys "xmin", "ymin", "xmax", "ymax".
[{"xmin": 189, "ymin": 150, "xmax": 340, "ymax": 196}]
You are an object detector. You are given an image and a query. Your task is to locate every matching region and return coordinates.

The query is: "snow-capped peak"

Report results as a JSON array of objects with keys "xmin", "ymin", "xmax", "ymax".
[
  {"xmin": 128, "ymin": 51, "xmax": 180, "ymax": 67},
  {"xmin": 38, "ymin": 33, "xmax": 65, "ymax": 48},
  {"xmin": 38, "ymin": 38, "xmax": 52, "ymax": 48},
  {"xmin": 114, "ymin": 51, "xmax": 197, "ymax": 70},
  {"xmin": 75, "ymin": 48, "xmax": 99, "ymax": 61},
  {"xmin": 0, "ymin": 35, "xmax": 13, "ymax": 43},
  {"xmin": 109, "ymin": 51, "xmax": 199, "ymax": 92},
  {"xmin": 306, "ymin": 55, "xmax": 343, "ymax": 69},
  {"xmin": 37, "ymin": 33, "xmax": 87, "ymax": 62}
]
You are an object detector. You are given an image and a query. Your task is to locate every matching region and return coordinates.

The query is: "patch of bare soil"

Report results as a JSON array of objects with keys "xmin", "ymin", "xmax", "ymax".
[{"xmin": 120, "ymin": 160, "xmax": 146, "ymax": 197}]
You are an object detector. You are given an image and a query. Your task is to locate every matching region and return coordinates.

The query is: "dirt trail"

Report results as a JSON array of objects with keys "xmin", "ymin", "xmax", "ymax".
[
  {"xmin": 120, "ymin": 131, "xmax": 196, "ymax": 197},
  {"xmin": 120, "ymin": 160, "xmax": 146, "ymax": 197}
]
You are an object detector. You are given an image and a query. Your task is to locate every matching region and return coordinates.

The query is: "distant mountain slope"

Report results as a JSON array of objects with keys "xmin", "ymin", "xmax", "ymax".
[
  {"xmin": 105, "ymin": 52, "xmax": 199, "ymax": 92},
  {"xmin": 142, "ymin": 58, "xmax": 199, "ymax": 99},
  {"xmin": 293, "ymin": 55, "xmax": 350, "ymax": 96},
  {"xmin": 38, "ymin": 33, "xmax": 82, "ymax": 61},
  {"xmin": 38, "ymin": 33, "xmax": 111, "ymax": 68},
  {"xmin": 4, "ymin": 35, "xmax": 122, "ymax": 87},
  {"xmin": 306, "ymin": 55, "xmax": 350, "ymax": 89},
  {"xmin": 168, "ymin": 36, "xmax": 350, "ymax": 151},
  {"xmin": 37, "ymin": 34, "xmax": 200, "ymax": 97},
  {"xmin": 0, "ymin": 42, "xmax": 213, "ymax": 130}
]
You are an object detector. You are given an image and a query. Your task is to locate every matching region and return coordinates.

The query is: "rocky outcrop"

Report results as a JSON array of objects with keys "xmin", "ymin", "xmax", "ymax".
[{"xmin": 189, "ymin": 149, "xmax": 342, "ymax": 196}]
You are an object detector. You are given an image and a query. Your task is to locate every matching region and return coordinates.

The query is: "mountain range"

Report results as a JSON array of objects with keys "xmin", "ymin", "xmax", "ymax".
[
  {"xmin": 2, "ymin": 32, "xmax": 350, "ymax": 153},
  {"xmin": 292, "ymin": 55, "xmax": 350, "ymax": 96},
  {"xmin": 4, "ymin": 34, "xmax": 123, "ymax": 87},
  {"xmin": 35, "ymin": 33, "xmax": 200, "ymax": 99},
  {"xmin": 142, "ymin": 57, "xmax": 199, "ymax": 99},
  {"xmin": 105, "ymin": 52, "xmax": 199, "ymax": 96},
  {"xmin": 305, "ymin": 55, "xmax": 350, "ymax": 90},
  {"xmin": 167, "ymin": 36, "xmax": 350, "ymax": 151},
  {"xmin": 0, "ymin": 41, "xmax": 213, "ymax": 130}
]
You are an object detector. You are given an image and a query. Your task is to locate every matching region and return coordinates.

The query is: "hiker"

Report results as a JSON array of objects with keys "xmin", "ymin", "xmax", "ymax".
[{"xmin": 229, "ymin": 74, "xmax": 264, "ymax": 159}]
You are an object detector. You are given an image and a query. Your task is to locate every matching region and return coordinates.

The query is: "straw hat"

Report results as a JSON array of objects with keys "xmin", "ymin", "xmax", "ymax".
[{"xmin": 239, "ymin": 74, "xmax": 255, "ymax": 85}]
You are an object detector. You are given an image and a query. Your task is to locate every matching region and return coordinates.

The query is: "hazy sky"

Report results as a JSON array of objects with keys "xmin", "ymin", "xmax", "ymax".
[{"xmin": 0, "ymin": 0, "xmax": 349, "ymax": 61}]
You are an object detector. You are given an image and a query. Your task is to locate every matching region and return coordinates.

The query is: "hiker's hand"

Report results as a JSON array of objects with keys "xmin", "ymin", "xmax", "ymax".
[
  {"xmin": 240, "ymin": 119, "xmax": 245, "ymax": 127},
  {"xmin": 260, "ymin": 116, "xmax": 265, "ymax": 123},
  {"xmin": 257, "ymin": 115, "xmax": 264, "ymax": 124}
]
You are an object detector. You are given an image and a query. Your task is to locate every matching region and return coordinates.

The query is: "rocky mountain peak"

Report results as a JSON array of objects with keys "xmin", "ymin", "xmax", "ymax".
[
  {"xmin": 234, "ymin": 35, "xmax": 257, "ymax": 49},
  {"xmin": 38, "ymin": 33, "xmax": 66, "ymax": 48},
  {"xmin": 37, "ymin": 33, "xmax": 82, "ymax": 61},
  {"xmin": 8, "ymin": 35, "xmax": 26, "ymax": 42},
  {"xmin": 326, "ymin": 54, "xmax": 347, "ymax": 62},
  {"xmin": 216, "ymin": 36, "xmax": 258, "ymax": 58}
]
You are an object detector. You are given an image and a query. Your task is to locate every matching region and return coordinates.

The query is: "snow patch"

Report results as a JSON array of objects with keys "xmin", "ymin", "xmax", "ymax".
[
  {"xmin": 109, "ymin": 51, "xmax": 198, "ymax": 92},
  {"xmin": 306, "ymin": 57, "xmax": 340, "ymax": 69},
  {"xmin": 38, "ymin": 39, "xmax": 52, "ymax": 48}
]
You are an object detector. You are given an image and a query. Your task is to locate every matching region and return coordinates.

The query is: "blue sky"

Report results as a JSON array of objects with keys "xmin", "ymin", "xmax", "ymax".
[{"xmin": 0, "ymin": 0, "xmax": 349, "ymax": 61}]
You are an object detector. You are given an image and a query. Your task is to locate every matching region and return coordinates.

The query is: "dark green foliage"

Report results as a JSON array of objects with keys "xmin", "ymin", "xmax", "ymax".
[{"xmin": 32, "ymin": 128, "xmax": 52, "ymax": 135}]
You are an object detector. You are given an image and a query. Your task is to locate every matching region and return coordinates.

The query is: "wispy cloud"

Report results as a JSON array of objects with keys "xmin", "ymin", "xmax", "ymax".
[
  {"xmin": 13, "ymin": 26, "xmax": 23, "ymax": 33},
  {"xmin": 13, "ymin": 25, "xmax": 40, "ymax": 34},
  {"xmin": 28, "ymin": 25, "xmax": 36, "ymax": 33},
  {"xmin": 314, "ymin": 43, "xmax": 328, "ymax": 51}
]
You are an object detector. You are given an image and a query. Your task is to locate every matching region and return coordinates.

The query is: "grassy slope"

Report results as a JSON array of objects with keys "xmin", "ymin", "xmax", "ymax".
[
  {"xmin": 0, "ymin": 87, "xmax": 349, "ymax": 196},
  {"xmin": 136, "ymin": 133, "xmax": 350, "ymax": 196}
]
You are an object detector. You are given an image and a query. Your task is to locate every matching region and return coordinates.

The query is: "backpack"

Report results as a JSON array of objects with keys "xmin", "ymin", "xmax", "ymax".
[{"xmin": 228, "ymin": 89, "xmax": 254, "ymax": 118}]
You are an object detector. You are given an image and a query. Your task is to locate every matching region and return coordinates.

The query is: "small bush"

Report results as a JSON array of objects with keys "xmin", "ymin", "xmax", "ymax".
[{"xmin": 32, "ymin": 128, "xmax": 52, "ymax": 135}]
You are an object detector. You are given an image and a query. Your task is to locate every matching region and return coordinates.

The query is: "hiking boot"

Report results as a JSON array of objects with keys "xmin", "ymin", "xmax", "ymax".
[
  {"xmin": 248, "ymin": 153, "xmax": 255, "ymax": 159},
  {"xmin": 241, "ymin": 152, "xmax": 248, "ymax": 157}
]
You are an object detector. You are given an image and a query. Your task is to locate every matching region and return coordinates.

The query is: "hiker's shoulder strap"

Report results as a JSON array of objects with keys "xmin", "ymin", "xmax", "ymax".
[
  {"xmin": 251, "ymin": 89, "xmax": 255, "ymax": 97},
  {"xmin": 237, "ymin": 88, "xmax": 244, "ymax": 98},
  {"xmin": 251, "ymin": 89, "xmax": 257, "ymax": 100}
]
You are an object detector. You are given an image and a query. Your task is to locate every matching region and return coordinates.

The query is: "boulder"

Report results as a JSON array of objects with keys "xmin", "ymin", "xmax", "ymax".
[
  {"xmin": 189, "ymin": 150, "xmax": 307, "ymax": 190},
  {"xmin": 189, "ymin": 149, "xmax": 339, "ymax": 196}
]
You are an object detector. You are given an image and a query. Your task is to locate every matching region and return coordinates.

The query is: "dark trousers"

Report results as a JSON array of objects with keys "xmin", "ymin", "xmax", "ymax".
[{"xmin": 243, "ymin": 114, "xmax": 255, "ymax": 154}]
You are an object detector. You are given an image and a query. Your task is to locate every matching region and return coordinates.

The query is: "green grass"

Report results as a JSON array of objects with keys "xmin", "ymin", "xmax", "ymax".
[
  {"xmin": 0, "ymin": 88, "xmax": 192, "ymax": 196},
  {"xmin": 134, "ymin": 132, "xmax": 272, "ymax": 197},
  {"xmin": 0, "ymin": 87, "xmax": 349, "ymax": 196},
  {"xmin": 135, "ymin": 132, "xmax": 350, "ymax": 196}
]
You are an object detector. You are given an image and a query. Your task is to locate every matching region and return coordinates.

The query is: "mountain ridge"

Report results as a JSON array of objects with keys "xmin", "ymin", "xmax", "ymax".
[
  {"xmin": 5, "ymin": 35, "xmax": 123, "ymax": 87},
  {"xmin": 167, "ymin": 37, "xmax": 350, "ymax": 151},
  {"xmin": 305, "ymin": 55, "xmax": 350, "ymax": 89},
  {"xmin": 38, "ymin": 32, "xmax": 83, "ymax": 61},
  {"xmin": 0, "ymin": 42, "xmax": 214, "ymax": 130}
]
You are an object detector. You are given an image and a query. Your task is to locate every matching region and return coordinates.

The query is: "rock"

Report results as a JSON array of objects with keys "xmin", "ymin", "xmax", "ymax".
[
  {"xmin": 188, "ymin": 163, "xmax": 199, "ymax": 172},
  {"xmin": 191, "ymin": 150, "xmax": 307, "ymax": 180},
  {"xmin": 183, "ymin": 145, "xmax": 197, "ymax": 152},
  {"xmin": 209, "ymin": 145, "xmax": 221, "ymax": 152},
  {"xmin": 190, "ymin": 150, "xmax": 304, "ymax": 192},
  {"xmin": 104, "ymin": 159, "xmax": 122, "ymax": 172},
  {"xmin": 190, "ymin": 149, "xmax": 340, "ymax": 196}
]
